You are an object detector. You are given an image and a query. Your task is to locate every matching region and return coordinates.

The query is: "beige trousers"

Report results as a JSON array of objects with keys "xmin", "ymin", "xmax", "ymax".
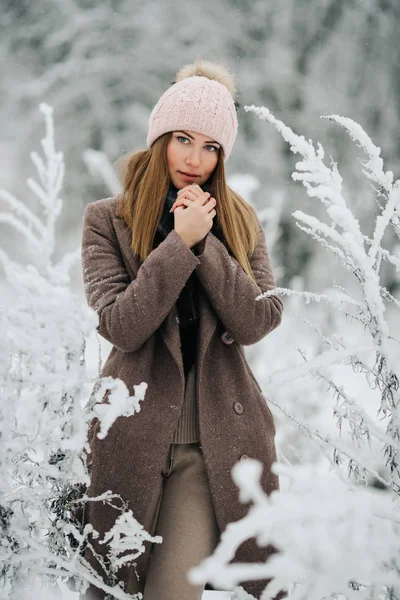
[
  {"xmin": 132, "ymin": 441, "xmax": 220, "ymax": 599},
  {"xmin": 82, "ymin": 442, "xmax": 220, "ymax": 600}
]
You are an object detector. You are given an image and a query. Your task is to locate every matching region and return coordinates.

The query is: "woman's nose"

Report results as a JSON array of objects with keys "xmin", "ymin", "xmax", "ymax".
[{"xmin": 185, "ymin": 148, "xmax": 201, "ymax": 168}]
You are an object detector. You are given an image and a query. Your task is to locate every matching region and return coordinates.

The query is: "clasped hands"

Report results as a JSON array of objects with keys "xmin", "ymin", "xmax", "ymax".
[
  {"xmin": 170, "ymin": 183, "xmax": 216, "ymax": 215},
  {"xmin": 170, "ymin": 183, "xmax": 217, "ymax": 249}
]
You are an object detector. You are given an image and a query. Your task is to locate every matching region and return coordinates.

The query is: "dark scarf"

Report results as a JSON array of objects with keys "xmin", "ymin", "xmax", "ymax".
[
  {"xmin": 153, "ymin": 182, "xmax": 226, "ymax": 377},
  {"xmin": 153, "ymin": 183, "xmax": 199, "ymax": 378}
]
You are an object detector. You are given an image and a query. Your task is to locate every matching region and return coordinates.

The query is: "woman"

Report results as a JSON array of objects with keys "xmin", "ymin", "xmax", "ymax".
[{"xmin": 80, "ymin": 59, "xmax": 284, "ymax": 600}]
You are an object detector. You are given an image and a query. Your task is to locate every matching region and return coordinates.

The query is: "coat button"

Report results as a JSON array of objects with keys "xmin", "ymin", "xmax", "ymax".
[
  {"xmin": 240, "ymin": 454, "xmax": 250, "ymax": 461},
  {"xmin": 221, "ymin": 331, "xmax": 234, "ymax": 344},
  {"xmin": 233, "ymin": 402, "xmax": 244, "ymax": 414}
]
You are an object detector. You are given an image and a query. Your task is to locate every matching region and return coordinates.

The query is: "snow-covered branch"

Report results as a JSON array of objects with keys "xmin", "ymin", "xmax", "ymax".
[
  {"xmin": 191, "ymin": 106, "xmax": 400, "ymax": 600},
  {"xmin": 0, "ymin": 104, "xmax": 150, "ymax": 599}
]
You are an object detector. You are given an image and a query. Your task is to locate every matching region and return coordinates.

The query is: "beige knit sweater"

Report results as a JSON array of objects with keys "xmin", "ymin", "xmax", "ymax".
[{"xmin": 171, "ymin": 364, "xmax": 199, "ymax": 443}]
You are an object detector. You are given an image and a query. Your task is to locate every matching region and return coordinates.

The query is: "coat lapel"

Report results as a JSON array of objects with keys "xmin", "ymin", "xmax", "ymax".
[
  {"xmin": 112, "ymin": 216, "xmax": 217, "ymax": 378},
  {"xmin": 196, "ymin": 285, "xmax": 218, "ymax": 372}
]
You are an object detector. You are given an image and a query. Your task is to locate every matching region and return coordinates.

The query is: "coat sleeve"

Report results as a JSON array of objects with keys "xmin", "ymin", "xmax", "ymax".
[
  {"xmin": 194, "ymin": 208, "xmax": 283, "ymax": 345},
  {"xmin": 81, "ymin": 201, "xmax": 200, "ymax": 353}
]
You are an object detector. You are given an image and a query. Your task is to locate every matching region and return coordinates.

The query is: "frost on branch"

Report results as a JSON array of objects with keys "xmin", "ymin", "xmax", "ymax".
[
  {"xmin": 244, "ymin": 103, "xmax": 400, "ymax": 489},
  {"xmin": 99, "ymin": 510, "xmax": 162, "ymax": 572},
  {"xmin": 0, "ymin": 104, "xmax": 150, "ymax": 599},
  {"xmin": 189, "ymin": 460, "xmax": 399, "ymax": 600},
  {"xmin": 188, "ymin": 107, "xmax": 400, "ymax": 599}
]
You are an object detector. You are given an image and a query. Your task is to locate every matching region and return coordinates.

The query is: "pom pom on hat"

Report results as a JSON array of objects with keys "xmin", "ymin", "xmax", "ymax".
[
  {"xmin": 175, "ymin": 60, "xmax": 238, "ymax": 98},
  {"xmin": 147, "ymin": 60, "xmax": 239, "ymax": 161}
]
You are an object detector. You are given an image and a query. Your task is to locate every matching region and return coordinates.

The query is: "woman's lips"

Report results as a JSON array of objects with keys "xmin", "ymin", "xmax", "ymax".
[{"xmin": 179, "ymin": 171, "xmax": 200, "ymax": 180}]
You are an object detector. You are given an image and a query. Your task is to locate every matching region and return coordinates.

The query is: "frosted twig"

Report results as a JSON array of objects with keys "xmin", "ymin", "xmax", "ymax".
[
  {"xmin": 258, "ymin": 287, "xmax": 362, "ymax": 308},
  {"xmin": 268, "ymin": 398, "xmax": 394, "ymax": 493}
]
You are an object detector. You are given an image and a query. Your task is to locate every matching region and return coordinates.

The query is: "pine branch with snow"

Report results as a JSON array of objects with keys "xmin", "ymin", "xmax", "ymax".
[
  {"xmin": 0, "ymin": 104, "xmax": 153, "ymax": 599},
  {"xmin": 190, "ymin": 460, "xmax": 399, "ymax": 600},
  {"xmin": 245, "ymin": 104, "xmax": 400, "ymax": 490},
  {"xmin": 188, "ymin": 108, "xmax": 400, "ymax": 599}
]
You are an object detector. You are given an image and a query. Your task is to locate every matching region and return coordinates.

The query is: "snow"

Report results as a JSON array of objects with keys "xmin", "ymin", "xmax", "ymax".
[
  {"xmin": 1, "ymin": 34, "xmax": 400, "ymax": 600},
  {"xmin": 61, "ymin": 591, "xmax": 232, "ymax": 600}
]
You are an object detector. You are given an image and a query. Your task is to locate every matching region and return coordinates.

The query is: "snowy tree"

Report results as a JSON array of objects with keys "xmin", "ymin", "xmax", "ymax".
[
  {"xmin": 2, "ymin": 0, "xmax": 399, "ymax": 297},
  {"xmin": 0, "ymin": 104, "xmax": 155, "ymax": 599},
  {"xmin": 189, "ymin": 109, "xmax": 400, "ymax": 599}
]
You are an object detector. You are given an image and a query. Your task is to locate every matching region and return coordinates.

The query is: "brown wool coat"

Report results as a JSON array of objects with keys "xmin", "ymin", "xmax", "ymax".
[{"xmin": 80, "ymin": 196, "xmax": 284, "ymax": 600}]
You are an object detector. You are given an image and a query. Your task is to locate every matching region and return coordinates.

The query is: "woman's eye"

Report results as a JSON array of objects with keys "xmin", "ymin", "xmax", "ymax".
[{"xmin": 177, "ymin": 136, "xmax": 218, "ymax": 152}]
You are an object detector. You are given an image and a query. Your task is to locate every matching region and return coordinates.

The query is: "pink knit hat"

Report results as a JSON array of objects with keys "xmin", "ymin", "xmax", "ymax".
[{"xmin": 147, "ymin": 62, "xmax": 238, "ymax": 162}]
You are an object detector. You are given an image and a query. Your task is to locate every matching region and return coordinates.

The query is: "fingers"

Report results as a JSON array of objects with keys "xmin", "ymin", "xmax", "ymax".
[
  {"xmin": 170, "ymin": 198, "xmax": 193, "ymax": 213},
  {"xmin": 172, "ymin": 185, "xmax": 215, "ymax": 212},
  {"xmin": 177, "ymin": 184, "xmax": 211, "ymax": 204},
  {"xmin": 203, "ymin": 196, "xmax": 217, "ymax": 212},
  {"xmin": 177, "ymin": 183, "xmax": 204, "ymax": 198},
  {"xmin": 171, "ymin": 195, "xmax": 216, "ymax": 213}
]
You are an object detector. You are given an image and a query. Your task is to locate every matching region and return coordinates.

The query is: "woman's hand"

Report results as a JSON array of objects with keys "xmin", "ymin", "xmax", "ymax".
[
  {"xmin": 171, "ymin": 184, "xmax": 217, "ymax": 249},
  {"xmin": 170, "ymin": 183, "xmax": 215, "ymax": 213}
]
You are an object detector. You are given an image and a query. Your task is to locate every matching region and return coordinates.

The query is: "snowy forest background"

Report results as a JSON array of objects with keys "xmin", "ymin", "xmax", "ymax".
[{"xmin": 1, "ymin": 1, "xmax": 400, "ymax": 599}]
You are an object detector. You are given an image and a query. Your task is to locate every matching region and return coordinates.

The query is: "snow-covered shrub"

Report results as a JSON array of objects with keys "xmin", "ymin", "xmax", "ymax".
[
  {"xmin": 0, "ymin": 104, "xmax": 154, "ymax": 599},
  {"xmin": 189, "ymin": 109, "xmax": 400, "ymax": 599}
]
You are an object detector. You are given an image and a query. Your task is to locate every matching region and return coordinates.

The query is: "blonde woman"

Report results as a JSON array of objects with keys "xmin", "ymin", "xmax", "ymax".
[{"xmin": 80, "ymin": 59, "xmax": 285, "ymax": 600}]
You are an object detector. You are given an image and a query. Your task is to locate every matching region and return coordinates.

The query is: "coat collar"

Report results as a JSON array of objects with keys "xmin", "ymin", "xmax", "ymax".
[{"xmin": 111, "ymin": 207, "xmax": 217, "ymax": 380}]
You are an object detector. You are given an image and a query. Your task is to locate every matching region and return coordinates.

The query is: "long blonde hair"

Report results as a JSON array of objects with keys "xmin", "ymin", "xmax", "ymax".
[{"xmin": 117, "ymin": 132, "xmax": 260, "ymax": 284}]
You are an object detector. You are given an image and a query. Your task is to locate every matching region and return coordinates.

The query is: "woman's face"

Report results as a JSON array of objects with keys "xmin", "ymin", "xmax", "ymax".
[{"xmin": 166, "ymin": 130, "xmax": 221, "ymax": 189}]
